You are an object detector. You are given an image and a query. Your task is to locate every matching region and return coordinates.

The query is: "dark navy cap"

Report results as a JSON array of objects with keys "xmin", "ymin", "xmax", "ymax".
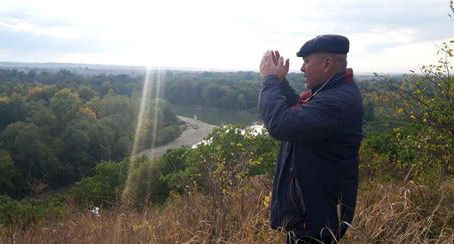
[{"xmin": 296, "ymin": 34, "xmax": 349, "ymax": 58}]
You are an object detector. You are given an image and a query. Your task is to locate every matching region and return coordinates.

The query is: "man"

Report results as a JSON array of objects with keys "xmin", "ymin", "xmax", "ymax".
[{"xmin": 259, "ymin": 34, "xmax": 363, "ymax": 243}]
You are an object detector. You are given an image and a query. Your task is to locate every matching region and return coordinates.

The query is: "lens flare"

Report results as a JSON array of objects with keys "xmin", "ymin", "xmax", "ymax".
[{"xmin": 123, "ymin": 67, "xmax": 163, "ymax": 204}]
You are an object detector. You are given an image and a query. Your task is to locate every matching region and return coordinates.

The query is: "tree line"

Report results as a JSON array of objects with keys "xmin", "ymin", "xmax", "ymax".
[{"xmin": 0, "ymin": 68, "xmax": 306, "ymax": 111}]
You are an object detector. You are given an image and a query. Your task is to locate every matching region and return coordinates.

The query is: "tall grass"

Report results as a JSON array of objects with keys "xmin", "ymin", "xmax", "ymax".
[
  {"xmin": 346, "ymin": 179, "xmax": 454, "ymax": 243},
  {"xmin": 2, "ymin": 176, "xmax": 453, "ymax": 243}
]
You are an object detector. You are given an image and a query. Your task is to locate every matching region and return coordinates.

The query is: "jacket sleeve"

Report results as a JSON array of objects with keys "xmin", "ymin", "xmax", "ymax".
[
  {"xmin": 259, "ymin": 75, "xmax": 341, "ymax": 142},
  {"xmin": 279, "ymin": 78, "xmax": 299, "ymax": 107}
]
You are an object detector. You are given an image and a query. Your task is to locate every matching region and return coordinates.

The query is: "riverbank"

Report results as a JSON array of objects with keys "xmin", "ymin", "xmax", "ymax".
[
  {"xmin": 136, "ymin": 115, "xmax": 217, "ymax": 160},
  {"xmin": 170, "ymin": 104, "xmax": 261, "ymax": 126}
]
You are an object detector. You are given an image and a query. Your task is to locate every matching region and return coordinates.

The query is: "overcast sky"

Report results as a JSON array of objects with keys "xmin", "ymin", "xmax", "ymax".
[{"xmin": 0, "ymin": 0, "xmax": 453, "ymax": 73}]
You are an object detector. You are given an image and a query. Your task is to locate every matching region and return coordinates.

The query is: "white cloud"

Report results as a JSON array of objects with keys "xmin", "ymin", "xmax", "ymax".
[
  {"xmin": 351, "ymin": 36, "xmax": 454, "ymax": 73},
  {"xmin": 0, "ymin": 17, "xmax": 87, "ymax": 39}
]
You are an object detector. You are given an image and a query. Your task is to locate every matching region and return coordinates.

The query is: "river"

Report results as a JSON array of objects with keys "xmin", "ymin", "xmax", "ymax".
[{"xmin": 136, "ymin": 115, "xmax": 217, "ymax": 160}]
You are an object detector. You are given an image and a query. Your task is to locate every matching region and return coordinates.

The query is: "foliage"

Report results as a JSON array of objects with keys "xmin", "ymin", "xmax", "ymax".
[
  {"xmin": 0, "ymin": 194, "xmax": 66, "ymax": 229},
  {"xmin": 0, "ymin": 69, "xmax": 270, "ymax": 111},
  {"xmin": 0, "ymin": 150, "xmax": 19, "ymax": 194},
  {"xmin": 72, "ymin": 160, "xmax": 128, "ymax": 208},
  {"xmin": 0, "ymin": 77, "xmax": 182, "ymax": 199},
  {"xmin": 121, "ymin": 157, "xmax": 170, "ymax": 208},
  {"xmin": 163, "ymin": 73, "xmax": 261, "ymax": 110},
  {"xmin": 169, "ymin": 125, "xmax": 277, "ymax": 197},
  {"xmin": 374, "ymin": 41, "xmax": 454, "ymax": 184},
  {"xmin": 122, "ymin": 125, "xmax": 278, "ymax": 207}
]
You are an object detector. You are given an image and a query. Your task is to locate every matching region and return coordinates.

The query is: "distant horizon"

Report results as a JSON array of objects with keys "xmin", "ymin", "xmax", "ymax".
[{"xmin": 0, "ymin": 61, "xmax": 412, "ymax": 75}]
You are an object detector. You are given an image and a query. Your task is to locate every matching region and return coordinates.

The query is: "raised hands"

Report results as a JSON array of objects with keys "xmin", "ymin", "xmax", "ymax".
[{"xmin": 259, "ymin": 50, "xmax": 290, "ymax": 81}]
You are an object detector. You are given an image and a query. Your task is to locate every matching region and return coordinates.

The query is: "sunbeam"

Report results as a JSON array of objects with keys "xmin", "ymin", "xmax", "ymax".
[
  {"xmin": 123, "ymin": 67, "xmax": 165, "ymax": 204},
  {"xmin": 130, "ymin": 67, "xmax": 154, "ymax": 157},
  {"xmin": 148, "ymin": 67, "xmax": 163, "ymax": 158}
]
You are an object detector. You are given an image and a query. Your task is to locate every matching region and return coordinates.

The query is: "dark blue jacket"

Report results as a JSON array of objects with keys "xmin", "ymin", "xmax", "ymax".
[{"xmin": 259, "ymin": 73, "xmax": 363, "ymax": 240}]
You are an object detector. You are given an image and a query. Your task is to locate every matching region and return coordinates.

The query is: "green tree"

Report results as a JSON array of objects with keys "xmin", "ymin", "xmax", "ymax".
[
  {"xmin": 50, "ymin": 88, "xmax": 81, "ymax": 129},
  {"xmin": 78, "ymin": 85, "xmax": 97, "ymax": 101},
  {"xmin": 27, "ymin": 104, "xmax": 57, "ymax": 134},
  {"xmin": 0, "ymin": 98, "xmax": 26, "ymax": 130},
  {"xmin": 72, "ymin": 160, "xmax": 127, "ymax": 207},
  {"xmin": 121, "ymin": 157, "xmax": 169, "ymax": 207},
  {"xmin": 0, "ymin": 150, "xmax": 19, "ymax": 193},
  {"xmin": 2, "ymin": 122, "xmax": 47, "ymax": 179}
]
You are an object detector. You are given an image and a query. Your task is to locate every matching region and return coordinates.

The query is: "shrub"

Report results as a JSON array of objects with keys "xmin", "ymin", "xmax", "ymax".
[
  {"xmin": 72, "ymin": 160, "xmax": 127, "ymax": 208},
  {"xmin": 121, "ymin": 156, "xmax": 170, "ymax": 208},
  {"xmin": 0, "ymin": 194, "xmax": 66, "ymax": 230}
]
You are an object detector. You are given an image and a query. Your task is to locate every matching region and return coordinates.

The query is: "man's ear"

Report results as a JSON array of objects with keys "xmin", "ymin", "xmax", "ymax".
[{"xmin": 322, "ymin": 57, "xmax": 333, "ymax": 73}]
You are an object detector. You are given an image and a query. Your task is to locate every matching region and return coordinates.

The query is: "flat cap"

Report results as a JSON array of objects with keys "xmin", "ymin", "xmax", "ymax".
[{"xmin": 296, "ymin": 34, "xmax": 349, "ymax": 58}]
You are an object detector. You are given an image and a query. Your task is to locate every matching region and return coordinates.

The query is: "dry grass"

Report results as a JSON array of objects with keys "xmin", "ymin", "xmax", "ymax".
[
  {"xmin": 1, "ymin": 177, "xmax": 454, "ymax": 244},
  {"xmin": 346, "ymin": 179, "xmax": 454, "ymax": 244}
]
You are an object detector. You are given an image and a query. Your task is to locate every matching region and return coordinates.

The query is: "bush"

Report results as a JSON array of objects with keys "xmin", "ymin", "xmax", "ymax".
[
  {"xmin": 176, "ymin": 125, "xmax": 277, "ymax": 196},
  {"xmin": 0, "ymin": 195, "xmax": 22, "ymax": 228},
  {"xmin": 72, "ymin": 160, "xmax": 127, "ymax": 208},
  {"xmin": 121, "ymin": 156, "xmax": 170, "ymax": 208},
  {"xmin": 0, "ymin": 194, "xmax": 66, "ymax": 230}
]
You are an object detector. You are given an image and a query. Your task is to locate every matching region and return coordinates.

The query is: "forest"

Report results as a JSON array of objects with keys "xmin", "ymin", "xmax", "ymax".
[{"xmin": 0, "ymin": 69, "xmax": 183, "ymax": 198}]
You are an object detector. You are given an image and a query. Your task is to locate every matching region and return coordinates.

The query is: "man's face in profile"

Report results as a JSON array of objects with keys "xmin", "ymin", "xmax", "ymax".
[{"xmin": 300, "ymin": 54, "xmax": 325, "ymax": 89}]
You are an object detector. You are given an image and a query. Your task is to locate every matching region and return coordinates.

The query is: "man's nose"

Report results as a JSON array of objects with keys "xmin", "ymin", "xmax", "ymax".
[{"xmin": 300, "ymin": 65, "xmax": 305, "ymax": 73}]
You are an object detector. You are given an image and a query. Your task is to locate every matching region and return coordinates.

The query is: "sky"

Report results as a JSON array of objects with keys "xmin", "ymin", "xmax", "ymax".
[{"xmin": 0, "ymin": 0, "xmax": 453, "ymax": 73}]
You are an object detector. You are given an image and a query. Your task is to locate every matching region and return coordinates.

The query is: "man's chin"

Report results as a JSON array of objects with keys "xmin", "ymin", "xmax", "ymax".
[{"xmin": 304, "ymin": 79, "xmax": 311, "ymax": 89}]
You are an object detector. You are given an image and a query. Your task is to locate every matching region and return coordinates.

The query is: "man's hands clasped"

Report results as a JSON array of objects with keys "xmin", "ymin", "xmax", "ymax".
[{"xmin": 259, "ymin": 50, "xmax": 289, "ymax": 81}]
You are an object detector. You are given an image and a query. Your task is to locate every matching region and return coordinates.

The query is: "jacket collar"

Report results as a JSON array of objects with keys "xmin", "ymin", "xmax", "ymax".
[{"xmin": 310, "ymin": 72, "xmax": 346, "ymax": 94}]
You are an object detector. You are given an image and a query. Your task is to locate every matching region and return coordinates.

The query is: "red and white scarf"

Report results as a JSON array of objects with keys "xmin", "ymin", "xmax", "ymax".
[{"xmin": 296, "ymin": 68, "xmax": 354, "ymax": 105}]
